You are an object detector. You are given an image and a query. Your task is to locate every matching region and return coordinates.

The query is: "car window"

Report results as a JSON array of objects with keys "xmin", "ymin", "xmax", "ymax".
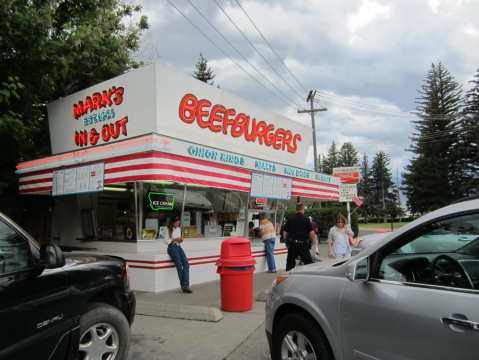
[
  {"xmin": 377, "ymin": 213, "xmax": 479, "ymax": 291},
  {"xmin": 0, "ymin": 219, "xmax": 33, "ymax": 275}
]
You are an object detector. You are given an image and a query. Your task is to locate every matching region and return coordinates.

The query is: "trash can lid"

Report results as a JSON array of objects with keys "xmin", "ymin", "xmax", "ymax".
[
  {"xmin": 220, "ymin": 237, "xmax": 252, "ymax": 259},
  {"xmin": 216, "ymin": 256, "xmax": 256, "ymax": 267}
]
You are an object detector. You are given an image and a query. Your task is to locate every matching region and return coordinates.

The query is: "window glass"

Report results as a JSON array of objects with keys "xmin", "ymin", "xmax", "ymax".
[
  {"xmin": 0, "ymin": 220, "xmax": 32, "ymax": 275},
  {"xmin": 378, "ymin": 213, "xmax": 479, "ymax": 291},
  {"xmin": 183, "ymin": 187, "xmax": 248, "ymax": 238},
  {"xmin": 142, "ymin": 183, "xmax": 183, "ymax": 240},
  {"xmin": 93, "ymin": 183, "xmax": 136, "ymax": 242}
]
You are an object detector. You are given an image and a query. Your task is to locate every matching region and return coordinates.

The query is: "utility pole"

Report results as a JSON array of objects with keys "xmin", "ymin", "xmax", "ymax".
[{"xmin": 298, "ymin": 90, "xmax": 327, "ymax": 172}]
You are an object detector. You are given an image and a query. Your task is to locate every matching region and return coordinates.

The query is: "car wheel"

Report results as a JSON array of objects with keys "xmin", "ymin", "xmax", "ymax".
[
  {"xmin": 272, "ymin": 312, "xmax": 333, "ymax": 360},
  {"xmin": 79, "ymin": 303, "xmax": 130, "ymax": 360}
]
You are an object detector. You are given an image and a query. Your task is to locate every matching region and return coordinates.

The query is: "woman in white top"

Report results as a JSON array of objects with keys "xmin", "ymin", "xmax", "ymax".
[
  {"xmin": 167, "ymin": 217, "xmax": 192, "ymax": 293},
  {"xmin": 327, "ymin": 214, "xmax": 358, "ymax": 259}
]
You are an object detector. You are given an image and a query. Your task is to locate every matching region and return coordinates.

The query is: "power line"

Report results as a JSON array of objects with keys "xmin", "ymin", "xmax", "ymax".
[
  {"xmin": 233, "ymin": 0, "xmax": 308, "ymax": 94},
  {"xmin": 165, "ymin": 0, "xmax": 298, "ymax": 109},
  {"xmin": 317, "ymin": 95, "xmax": 460, "ymax": 121},
  {"xmin": 185, "ymin": 0, "xmax": 301, "ymax": 109},
  {"xmin": 213, "ymin": 0, "xmax": 305, "ymax": 104}
]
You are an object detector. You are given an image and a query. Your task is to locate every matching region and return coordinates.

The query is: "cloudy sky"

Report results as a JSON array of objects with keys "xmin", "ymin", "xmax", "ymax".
[{"xmin": 135, "ymin": 0, "xmax": 479, "ymax": 180}]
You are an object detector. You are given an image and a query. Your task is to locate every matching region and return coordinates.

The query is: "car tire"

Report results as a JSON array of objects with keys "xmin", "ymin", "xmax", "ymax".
[
  {"xmin": 78, "ymin": 303, "xmax": 130, "ymax": 360},
  {"xmin": 272, "ymin": 312, "xmax": 333, "ymax": 360}
]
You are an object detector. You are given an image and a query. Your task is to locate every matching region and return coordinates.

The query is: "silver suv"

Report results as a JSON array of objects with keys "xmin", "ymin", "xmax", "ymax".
[{"xmin": 265, "ymin": 198, "xmax": 479, "ymax": 360}]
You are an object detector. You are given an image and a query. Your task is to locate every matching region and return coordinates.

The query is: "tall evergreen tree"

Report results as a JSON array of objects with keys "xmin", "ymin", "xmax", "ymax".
[
  {"xmin": 370, "ymin": 152, "xmax": 400, "ymax": 221},
  {"xmin": 338, "ymin": 142, "xmax": 359, "ymax": 167},
  {"xmin": 403, "ymin": 63, "xmax": 462, "ymax": 213},
  {"xmin": 358, "ymin": 153, "xmax": 372, "ymax": 219},
  {"xmin": 322, "ymin": 141, "xmax": 339, "ymax": 174},
  {"xmin": 193, "ymin": 53, "xmax": 215, "ymax": 84},
  {"xmin": 452, "ymin": 68, "xmax": 479, "ymax": 197}
]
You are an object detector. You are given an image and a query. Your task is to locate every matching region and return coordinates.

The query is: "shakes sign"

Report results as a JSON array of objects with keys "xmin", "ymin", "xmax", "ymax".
[{"xmin": 47, "ymin": 64, "xmax": 312, "ymax": 167}]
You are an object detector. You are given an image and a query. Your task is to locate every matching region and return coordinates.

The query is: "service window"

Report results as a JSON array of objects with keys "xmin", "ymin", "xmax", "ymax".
[
  {"xmin": 376, "ymin": 213, "xmax": 479, "ymax": 290},
  {"xmin": 0, "ymin": 219, "xmax": 33, "ymax": 275}
]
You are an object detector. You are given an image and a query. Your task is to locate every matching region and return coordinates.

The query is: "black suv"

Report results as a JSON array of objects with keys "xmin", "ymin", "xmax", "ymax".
[{"xmin": 0, "ymin": 212, "xmax": 136, "ymax": 360}]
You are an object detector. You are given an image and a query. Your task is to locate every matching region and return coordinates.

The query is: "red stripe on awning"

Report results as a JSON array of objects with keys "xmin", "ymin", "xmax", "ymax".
[
  {"xmin": 19, "ymin": 177, "xmax": 53, "ymax": 185},
  {"xmin": 19, "ymin": 186, "xmax": 52, "ymax": 194},
  {"xmin": 105, "ymin": 174, "xmax": 251, "ymax": 192},
  {"xmin": 292, "ymin": 184, "xmax": 339, "ymax": 195},
  {"xmin": 292, "ymin": 177, "xmax": 339, "ymax": 190},
  {"xmin": 105, "ymin": 163, "xmax": 250, "ymax": 183}
]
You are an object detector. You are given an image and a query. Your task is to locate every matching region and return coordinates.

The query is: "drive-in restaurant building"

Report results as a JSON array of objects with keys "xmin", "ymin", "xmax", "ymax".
[{"xmin": 16, "ymin": 63, "xmax": 340, "ymax": 292}]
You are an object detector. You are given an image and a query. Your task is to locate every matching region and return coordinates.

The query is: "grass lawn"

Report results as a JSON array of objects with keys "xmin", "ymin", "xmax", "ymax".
[{"xmin": 359, "ymin": 222, "xmax": 411, "ymax": 230}]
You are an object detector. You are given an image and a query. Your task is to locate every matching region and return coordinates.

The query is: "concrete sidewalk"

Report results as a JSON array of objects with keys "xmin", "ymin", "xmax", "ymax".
[{"xmin": 135, "ymin": 243, "xmax": 336, "ymax": 322}]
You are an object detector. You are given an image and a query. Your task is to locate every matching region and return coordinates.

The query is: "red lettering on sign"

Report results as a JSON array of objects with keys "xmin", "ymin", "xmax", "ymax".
[
  {"xmin": 72, "ymin": 86, "xmax": 125, "ymax": 119},
  {"xmin": 73, "ymin": 117, "xmax": 128, "ymax": 148},
  {"xmin": 178, "ymin": 94, "xmax": 303, "ymax": 154}
]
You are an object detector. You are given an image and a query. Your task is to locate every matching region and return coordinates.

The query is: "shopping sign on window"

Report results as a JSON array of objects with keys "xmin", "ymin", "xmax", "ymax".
[
  {"xmin": 333, "ymin": 166, "xmax": 361, "ymax": 184},
  {"xmin": 147, "ymin": 192, "xmax": 175, "ymax": 211}
]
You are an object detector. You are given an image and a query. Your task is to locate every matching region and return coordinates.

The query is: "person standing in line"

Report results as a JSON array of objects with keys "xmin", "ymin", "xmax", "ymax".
[
  {"xmin": 328, "ymin": 213, "xmax": 358, "ymax": 259},
  {"xmin": 259, "ymin": 213, "xmax": 277, "ymax": 273},
  {"xmin": 309, "ymin": 216, "xmax": 320, "ymax": 262},
  {"xmin": 167, "ymin": 217, "xmax": 192, "ymax": 293},
  {"xmin": 283, "ymin": 203, "xmax": 315, "ymax": 271}
]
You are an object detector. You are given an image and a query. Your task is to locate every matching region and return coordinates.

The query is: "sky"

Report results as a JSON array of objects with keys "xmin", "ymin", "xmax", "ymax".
[{"xmin": 134, "ymin": 0, "xmax": 479, "ymax": 180}]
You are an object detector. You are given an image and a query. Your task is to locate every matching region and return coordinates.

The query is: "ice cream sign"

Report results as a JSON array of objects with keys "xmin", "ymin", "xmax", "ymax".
[{"xmin": 72, "ymin": 86, "xmax": 129, "ymax": 147}]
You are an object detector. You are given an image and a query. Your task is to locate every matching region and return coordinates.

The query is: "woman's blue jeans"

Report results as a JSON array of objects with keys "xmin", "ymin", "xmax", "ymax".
[
  {"xmin": 264, "ymin": 238, "xmax": 276, "ymax": 272},
  {"xmin": 167, "ymin": 243, "xmax": 190, "ymax": 289}
]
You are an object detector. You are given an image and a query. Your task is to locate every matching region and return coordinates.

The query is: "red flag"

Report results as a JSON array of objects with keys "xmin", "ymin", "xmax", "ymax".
[{"xmin": 352, "ymin": 196, "xmax": 365, "ymax": 207}]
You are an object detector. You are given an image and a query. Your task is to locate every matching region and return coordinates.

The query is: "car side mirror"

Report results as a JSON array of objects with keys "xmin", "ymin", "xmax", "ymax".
[
  {"xmin": 346, "ymin": 257, "xmax": 369, "ymax": 282},
  {"xmin": 40, "ymin": 244, "xmax": 65, "ymax": 269}
]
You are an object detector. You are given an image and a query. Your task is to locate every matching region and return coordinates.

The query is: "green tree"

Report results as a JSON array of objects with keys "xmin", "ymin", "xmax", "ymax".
[
  {"xmin": 322, "ymin": 141, "xmax": 339, "ymax": 174},
  {"xmin": 0, "ymin": 0, "xmax": 148, "ymax": 204},
  {"xmin": 193, "ymin": 53, "xmax": 216, "ymax": 84},
  {"xmin": 357, "ymin": 153, "xmax": 372, "ymax": 219},
  {"xmin": 338, "ymin": 142, "xmax": 359, "ymax": 167},
  {"xmin": 370, "ymin": 152, "xmax": 400, "ymax": 221},
  {"xmin": 451, "ymin": 68, "xmax": 479, "ymax": 197},
  {"xmin": 403, "ymin": 63, "xmax": 462, "ymax": 213}
]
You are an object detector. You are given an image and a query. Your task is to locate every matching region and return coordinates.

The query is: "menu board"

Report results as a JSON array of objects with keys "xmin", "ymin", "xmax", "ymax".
[
  {"xmin": 52, "ymin": 163, "xmax": 104, "ymax": 196},
  {"xmin": 250, "ymin": 173, "xmax": 292, "ymax": 200}
]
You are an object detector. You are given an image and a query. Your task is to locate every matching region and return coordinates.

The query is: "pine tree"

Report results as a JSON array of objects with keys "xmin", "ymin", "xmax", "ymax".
[
  {"xmin": 452, "ymin": 68, "xmax": 479, "ymax": 197},
  {"xmin": 193, "ymin": 53, "xmax": 215, "ymax": 84},
  {"xmin": 370, "ymin": 152, "xmax": 400, "ymax": 221},
  {"xmin": 403, "ymin": 63, "xmax": 462, "ymax": 213},
  {"xmin": 338, "ymin": 142, "xmax": 359, "ymax": 167},
  {"xmin": 322, "ymin": 142, "xmax": 339, "ymax": 174},
  {"xmin": 358, "ymin": 153, "xmax": 372, "ymax": 219}
]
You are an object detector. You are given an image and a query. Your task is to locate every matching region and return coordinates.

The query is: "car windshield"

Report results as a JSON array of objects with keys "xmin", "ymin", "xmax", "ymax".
[{"xmin": 397, "ymin": 214, "xmax": 479, "ymax": 254}]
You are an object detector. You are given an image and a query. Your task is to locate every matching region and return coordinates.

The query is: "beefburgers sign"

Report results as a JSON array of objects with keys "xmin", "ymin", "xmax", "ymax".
[{"xmin": 47, "ymin": 63, "xmax": 312, "ymax": 168}]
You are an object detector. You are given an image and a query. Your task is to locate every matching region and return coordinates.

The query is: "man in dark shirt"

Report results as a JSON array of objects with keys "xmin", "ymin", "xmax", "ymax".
[{"xmin": 283, "ymin": 203, "xmax": 315, "ymax": 271}]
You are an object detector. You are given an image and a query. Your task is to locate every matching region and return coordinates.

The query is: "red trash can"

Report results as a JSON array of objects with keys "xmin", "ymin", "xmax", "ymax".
[{"xmin": 216, "ymin": 237, "xmax": 256, "ymax": 312}]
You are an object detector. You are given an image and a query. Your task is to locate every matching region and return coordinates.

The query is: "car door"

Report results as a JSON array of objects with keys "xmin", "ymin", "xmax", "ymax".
[
  {"xmin": 340, "ymin": 211, "xmax": 479, "ymax": 360},
  {"xmin": 0, "ymin": 217, "xmax": 73, "ymax": 360}
]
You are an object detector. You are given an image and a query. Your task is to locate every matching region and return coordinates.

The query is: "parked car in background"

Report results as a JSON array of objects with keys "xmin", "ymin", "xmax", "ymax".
[
  {"xmin": 266, "ymin": 198, "xmax": 479, "ymax": 360},
  {"xmin": 0, "ymin": 212, "xmax": 135, "ymax": 360}
]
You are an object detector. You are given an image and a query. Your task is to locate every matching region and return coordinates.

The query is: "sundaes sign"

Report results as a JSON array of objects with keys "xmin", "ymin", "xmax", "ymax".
[
  {"xmin": 72, "ymin": 86, "xmax": 129, "ymax": 147},
  {"xmin": 178, "ymin": 93, "xmax": 303, "ymax": 154}
]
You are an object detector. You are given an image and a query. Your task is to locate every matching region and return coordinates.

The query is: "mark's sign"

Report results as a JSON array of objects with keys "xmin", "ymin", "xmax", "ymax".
[
  {"xmin": 178, "ymin": 93, "xmax": 303, "ymax": 154},
  {"xmin": 72, "ymin": 86, "xmax": 128, "ymax": 148}
]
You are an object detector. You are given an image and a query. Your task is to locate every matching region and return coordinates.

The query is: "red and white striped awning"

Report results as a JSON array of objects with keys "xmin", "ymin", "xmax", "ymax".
[
  {"xmin": 104, "ymin": 152, "xmax": 251, "ymax": 192},
  {"xmin": 292, "ymin": 177, "xmax": 340, "ymax": 200},
  {"xmin": 17, "ymin": 134, "xmax": 339, "ymax": 200},
  {"xmin": 19, "ymin": 150, "xmax": 252, "ymax": 194}
]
